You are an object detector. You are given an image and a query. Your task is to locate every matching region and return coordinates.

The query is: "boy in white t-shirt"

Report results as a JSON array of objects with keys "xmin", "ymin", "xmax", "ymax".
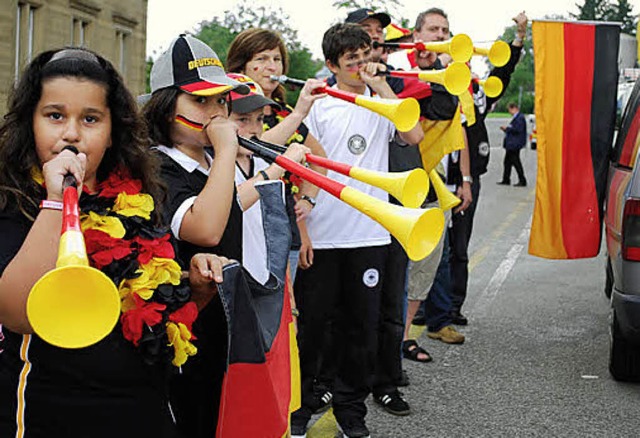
[{"xmin": 291, "ymin": 23, "xmax": 423, "ymax": 438}]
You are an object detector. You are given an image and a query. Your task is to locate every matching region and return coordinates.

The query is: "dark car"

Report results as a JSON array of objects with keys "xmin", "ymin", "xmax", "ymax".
[{"xmin": 604, "ymin": 76, "xmax": 640, "ymax": 381}]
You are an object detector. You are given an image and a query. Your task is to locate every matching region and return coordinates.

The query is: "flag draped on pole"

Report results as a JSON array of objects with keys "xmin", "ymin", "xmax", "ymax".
[
  {"xmin": 529, "ymin": 20, "xmax": 620, "ymax": 259},
  {"xmin": 216, "ymin": 182, "xmax": 300, "ymax": 438}
]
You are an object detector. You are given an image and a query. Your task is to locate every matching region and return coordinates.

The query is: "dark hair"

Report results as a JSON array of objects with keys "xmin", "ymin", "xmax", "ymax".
[
  {"xmin": 226, "ymin": 28, "xmax": 289, "ymax": 103},
  {"xmin": 0, "ymin": 47, "xmax": 163, "ymax": 221},
  {"xmin": 142, "ymin": 87, "xmax": 180, "ymax": 147},
  {"xmin": 322, "ymin": 23, "xmax": 371, "ymax": 66},
  {"xmin": 415, "ymin": 7, "xmax": 448, "ymax": 32},
  {"xmin": 508, "ymin": 102, "xmax": 519, "ymax": 109}
]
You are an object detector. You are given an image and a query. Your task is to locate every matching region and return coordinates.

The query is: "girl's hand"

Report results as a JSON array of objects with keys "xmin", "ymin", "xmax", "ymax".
[
  {"xmin": 42, "ymin": 149, "xmax": 87, "ymax": 201},
  {"xmin": 205, "ymin": 115, "xmax": 239, "ymax": 157},
  {"xmin": 294, "ymin": 199, "xmax": 313, "ymax": 221},
  {"xmin": 189, "ymin": 253, "xmax": 233, "ymax": 310},
  {"xmin": 292, "ymin": 79, "xmax": 327, "ymax": 118},
  {"xmin": 282, "ymin": 142, "xmax": 310, "ymax": 164}
]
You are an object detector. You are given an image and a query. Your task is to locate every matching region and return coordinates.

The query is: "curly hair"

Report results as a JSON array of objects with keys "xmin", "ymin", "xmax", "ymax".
[
  {"xmin": 226, "ymin": 28, "xmax": 289, "ymax": 103},
  {"xmin": 0, "ymin": 48, "xmax": 165, "ymax": 222}
]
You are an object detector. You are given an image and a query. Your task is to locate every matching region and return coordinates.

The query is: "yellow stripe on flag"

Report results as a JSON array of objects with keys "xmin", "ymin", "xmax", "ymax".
[{"xmin": 529, "ymin": 21, "xmax": 567, "ymax": 258}]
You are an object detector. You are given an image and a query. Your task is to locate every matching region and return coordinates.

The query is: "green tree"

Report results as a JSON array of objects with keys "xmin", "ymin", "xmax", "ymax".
[
  {"xmin": 609, "ymin": 0, "xmax": 637, "ymax": 34},
  {"xmin": 192, "ymin": 0, "xmax": 322, "ymax": 106},
  {"xmin": 571, "ymin": 0, "xmax": 612, "ymax": 20}
]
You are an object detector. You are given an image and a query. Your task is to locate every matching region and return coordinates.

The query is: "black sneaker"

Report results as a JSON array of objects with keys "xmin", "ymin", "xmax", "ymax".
[
  {"xmin": 338, "ymin": 418, "xmax": 370, "ymax": 438},
  {"xmin": 411, "ymin": 314, "xmax": 426, "ymax": 326},
  {"xmin": 374, "ymin": 390, "xmax": 411, "ymax": 416},
  {"xmin": 450, "ymin": 310, "xmax": 468, "ymax": 326},
  {"xmin": 311, "ymin": 389, "xmax": 333, "ymax": 414},
  {"xmin": 290, "ymin": 418, "xmax": 308, "ymax": 438}
]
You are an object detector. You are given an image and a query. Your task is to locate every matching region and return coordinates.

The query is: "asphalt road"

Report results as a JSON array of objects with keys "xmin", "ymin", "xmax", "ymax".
[{"xmin": 306, "ymin": 118, "xmax": 640, "ymax": 437}]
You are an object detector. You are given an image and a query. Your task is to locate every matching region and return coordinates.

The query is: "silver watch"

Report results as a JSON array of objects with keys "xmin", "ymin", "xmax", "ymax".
[{"xmin": 462, "ymin": 175, "xmax": 473, "ymax": 184}]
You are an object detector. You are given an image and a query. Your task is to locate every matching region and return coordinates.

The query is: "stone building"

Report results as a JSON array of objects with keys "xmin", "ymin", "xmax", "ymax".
[{"xmin": 0, "ymin": 0, "xmax": 148, "ymax": 113}]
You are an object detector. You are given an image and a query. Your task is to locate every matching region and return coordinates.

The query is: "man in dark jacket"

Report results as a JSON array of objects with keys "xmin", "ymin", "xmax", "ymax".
[{"xmin": 498, "ymin": 102, "xmax": 527, "ymax": 186}]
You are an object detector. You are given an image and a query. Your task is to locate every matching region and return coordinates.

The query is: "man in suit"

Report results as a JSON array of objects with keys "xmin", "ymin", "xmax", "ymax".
[{"xmin": 498, "ymin": 102, "xmax": 527, "ymax": 187}]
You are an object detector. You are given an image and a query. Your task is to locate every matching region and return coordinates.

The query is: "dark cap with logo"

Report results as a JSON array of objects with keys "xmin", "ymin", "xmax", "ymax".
[
  {"xmin": 149, "ymin": 34, "xmax": 249, "ymax": 96},
  {"xmin": 345, "ymin": 8, "xmax": 391, "ymax": 28}
]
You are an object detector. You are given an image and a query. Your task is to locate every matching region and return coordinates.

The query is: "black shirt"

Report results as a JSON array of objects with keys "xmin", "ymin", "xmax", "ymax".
[
  {"xmin": 0, "ymin": 206, "xmax": 177, "ymax": 438},
  {"xmin": 156, "ymin": 148, "xmax": 243, "ymax": 265}
]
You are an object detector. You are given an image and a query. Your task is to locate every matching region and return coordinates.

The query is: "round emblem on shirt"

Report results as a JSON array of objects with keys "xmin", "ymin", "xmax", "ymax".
[
  {"xmin": 478, "ymin": 141, "xmax": 490, "ymax": 157},
  {"xmin": 348, "ymin": 134, "xmax": 367, "ymax": 155},
  {"xmin": 363, "ymin": 268, "xmax": 380, "ymax": 288}
]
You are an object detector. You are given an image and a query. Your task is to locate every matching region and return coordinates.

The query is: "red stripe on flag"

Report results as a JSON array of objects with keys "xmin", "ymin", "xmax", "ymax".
[{"xmin": 561, "ymin": 23, "xmax": 600, "ymax": 258}]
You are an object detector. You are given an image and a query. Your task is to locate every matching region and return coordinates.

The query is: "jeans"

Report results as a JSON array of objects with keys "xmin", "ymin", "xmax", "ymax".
[{"xmin": 424, "ymin": 231, "xmax": 453, "ymax": 332}]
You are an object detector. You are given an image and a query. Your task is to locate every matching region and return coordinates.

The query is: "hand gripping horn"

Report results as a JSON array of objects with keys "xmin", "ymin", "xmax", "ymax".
[
  {"xmin": 250, "ymin": 137, "xmax": 429, "ymax": 208},
  {"xmin": 27, "ymin": 146, "xmax": 121, "ymax": 348},
  {"xmin": 238, "ymin": 137, "xmax": 445, "ymax": 261}
]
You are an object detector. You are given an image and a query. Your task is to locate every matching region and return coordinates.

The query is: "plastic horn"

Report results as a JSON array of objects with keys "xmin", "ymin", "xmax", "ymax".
[
  {"xmin": 385, "ymin": 62, "xmax": 471, "ymax": 96},
  {"xmin": 473, "ymin": 40, "xmax": 510, "ymax": 67},
  {"xmin": 239, "ymin": 136, "xmax": 444, "ymax": 261},
  {"xmin": 372, "ymin": 34, "xmax": 474, "ymax": 62},
  {"xmin": 250, "ymin": 137, "xmax": 429, "ymax": 209},
  {"xmin": 27, "ymin": 148, "xmax": 120, "ymax": 349},
  {"xmin": 478, "ymin": 76, "xmax": 504, "ymax": 98},
  {"xmin": 270, "ymin": 75, "xmax": 420, "ymax": 132},
  {"xmin": 428, "ymin": 169, "xmax": 461, "ymax": 211}
]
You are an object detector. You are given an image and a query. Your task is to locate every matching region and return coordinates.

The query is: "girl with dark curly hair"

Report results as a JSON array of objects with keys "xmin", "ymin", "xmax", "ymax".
[{"xmin": 0, "ymin": 47, "xmax": 228, "ymax": 438}]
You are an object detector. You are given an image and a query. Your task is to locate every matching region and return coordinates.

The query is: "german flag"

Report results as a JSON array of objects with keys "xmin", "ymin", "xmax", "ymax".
[
  {"xmin": 529, "ymin": 21, "xmax": 620, "ymax": 259},
  {"xmin": 216, "ymin": 182, "xmax": 300, "ymax": 437}
]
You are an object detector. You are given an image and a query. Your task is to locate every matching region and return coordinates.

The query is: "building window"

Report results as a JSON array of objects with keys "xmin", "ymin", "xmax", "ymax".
[
  {"xmin": 115, "ymin": 29, "xmax": 130, "ymax": 75},
  {"xmin": 15, "ymin": 2, "xmax": 37, "ymax": 80},
  {"xmin": 71, "ymin": 18, "xmax": 90, "ymax": 46}
]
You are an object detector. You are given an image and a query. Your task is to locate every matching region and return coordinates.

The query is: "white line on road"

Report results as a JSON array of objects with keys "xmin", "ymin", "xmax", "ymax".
[{"xmin": 442, "ymin": 222, "xmax": 531, "ymax": 366}]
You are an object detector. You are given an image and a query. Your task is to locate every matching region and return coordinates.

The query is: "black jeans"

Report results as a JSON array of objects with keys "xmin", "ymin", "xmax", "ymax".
[
  {"xmin": 293, "ymin": 245, "xmax": 387, "ymax": 424},
  {"xmin": 373, "ymin": 238, "xmax": 408, "ymax": 396},
  {"xmin": 450, "ymin": 177, "xmax": 481, "ymax": 311},
  {"xmin": 501, "ymin": 149, "xmax": 526, "ymax": 184}
]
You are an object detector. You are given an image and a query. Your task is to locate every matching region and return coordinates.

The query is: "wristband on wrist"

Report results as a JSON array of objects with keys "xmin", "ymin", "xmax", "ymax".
[
  {"xmin": 39, "ymin": 199, "xmax": 64, "ymax": 211},
  {"xmin": 258, "ymin": 170, "xmax": 269, "ymax": 181},
  {"xmin": 300, "ymin": 195, "xmax": 316, "ymax": 208},
  {"xmin": 462, "ymin": 176, "xmax": 473, "ymax": 184}
]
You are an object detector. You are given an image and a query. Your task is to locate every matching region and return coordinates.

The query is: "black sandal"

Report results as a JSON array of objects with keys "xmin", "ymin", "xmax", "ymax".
[{"xmin": 402, "ymin": 339, "xmax": 433, "ymax": 363}]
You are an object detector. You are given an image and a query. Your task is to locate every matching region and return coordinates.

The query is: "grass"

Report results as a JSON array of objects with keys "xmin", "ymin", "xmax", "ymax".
[{"xmin": 487, "ymin": 112, "xmax": 510, "ymax": 118}]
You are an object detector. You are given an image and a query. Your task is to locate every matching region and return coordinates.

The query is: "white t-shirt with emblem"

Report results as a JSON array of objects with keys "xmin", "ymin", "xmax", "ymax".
[{"xmin": 304, "ymin": 85, "xmax": 395, "ymax": 249}]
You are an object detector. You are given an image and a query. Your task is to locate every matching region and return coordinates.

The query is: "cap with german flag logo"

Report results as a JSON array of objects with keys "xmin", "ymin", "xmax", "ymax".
[
  {"xmin": 227, "ymin": 73, "xmax": 279, "ymax": 114},
  {"xmin": 150, "ymin": 34, "xmax": 249, "ymax": 96}
]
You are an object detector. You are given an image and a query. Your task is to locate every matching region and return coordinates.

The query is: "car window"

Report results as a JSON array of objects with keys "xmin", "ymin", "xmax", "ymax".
[{"xmin": 613, "ymin": 79, "xmax": 640, "ymax": 169}]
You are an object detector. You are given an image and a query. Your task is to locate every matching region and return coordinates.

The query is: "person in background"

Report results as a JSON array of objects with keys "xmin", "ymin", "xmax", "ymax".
[{"xmin": 498, "ymin": 102, "xmax": 527, "ymax": 187}]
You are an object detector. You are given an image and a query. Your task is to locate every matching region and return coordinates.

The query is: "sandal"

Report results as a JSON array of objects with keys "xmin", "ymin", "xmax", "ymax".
[{"xmin": 402, "ymin": 339, "xmax": 432, "ymax": 363}]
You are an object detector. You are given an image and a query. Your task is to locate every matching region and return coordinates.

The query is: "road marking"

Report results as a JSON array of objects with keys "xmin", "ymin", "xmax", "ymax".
[
  {"xmin": 308, "ymin": 191, "xmax": 534, "ymax": 433},
  {"xmin": 469, "ymin": 223, "xmax": 529, "ymax": 319}
]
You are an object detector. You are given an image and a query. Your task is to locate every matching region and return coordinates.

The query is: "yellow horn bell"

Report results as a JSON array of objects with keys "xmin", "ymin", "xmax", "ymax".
[
  {"xmin": 27, "ymin": 229, "xmax": 120, "ymax": 349},
  {"xmin": 416, "ymin": 62, "xmax": 471, "ymax": 96},
  {"xmin": 479, "ymin": 76, "xmax": 504, "ymax": 98},
  {"xmin": 354, "ymin": 95, "xmax": 420, "ymax": 132},
  {"xmin": 424, "ymin": 34, "xmax": 473, "ymax": 62},
  {"xmin": 341, "ymin": 186, "xmax": 445, "ymax": 261},
  {"xmin": 429, "ymin": 169, "xmax": 461, "ymax": 211},
  {"xmin": 473, "ymin": 40, "xmax": 510, "ymax": 67},
  {"xmin": 349, "ymin": 167, "xmax": 429, "ymax": 209}
]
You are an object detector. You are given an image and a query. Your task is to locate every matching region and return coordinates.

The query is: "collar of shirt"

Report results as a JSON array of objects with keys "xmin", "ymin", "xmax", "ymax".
[{"xmin": 154, "ymin": 145, "xmax": 212, "ymax": 175}]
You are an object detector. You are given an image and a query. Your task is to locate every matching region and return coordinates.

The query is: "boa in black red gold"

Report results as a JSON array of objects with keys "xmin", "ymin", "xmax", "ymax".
[{"xmin": 36, "ymin": 167, "xmax": 198, "ymax": 367}]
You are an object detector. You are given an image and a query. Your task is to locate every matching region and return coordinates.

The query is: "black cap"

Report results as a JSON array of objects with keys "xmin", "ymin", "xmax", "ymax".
[{"xmin": 345, "ymin": 8, "xmax": 391, "ymax": 28}]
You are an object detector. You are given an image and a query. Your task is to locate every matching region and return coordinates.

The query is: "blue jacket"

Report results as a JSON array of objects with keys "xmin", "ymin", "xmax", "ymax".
[{"xmin": 503, "ymin": 112, "xmax": 527, "ymax": 150}]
